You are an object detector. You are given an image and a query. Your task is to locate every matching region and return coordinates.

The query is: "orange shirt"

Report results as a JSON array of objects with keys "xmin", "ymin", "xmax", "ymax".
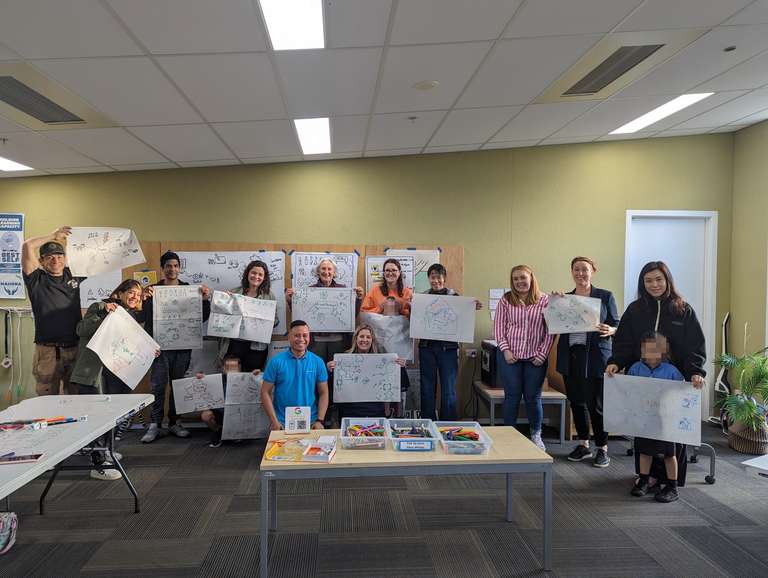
[{"xmin": 360, "ymin": 284, "xmax": 413, "ymax": 318}]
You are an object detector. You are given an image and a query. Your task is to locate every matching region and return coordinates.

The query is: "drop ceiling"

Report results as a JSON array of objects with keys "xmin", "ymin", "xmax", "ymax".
[{"xmin": 1, "ymin": 0, "xmax": 768, "ymax": 177}]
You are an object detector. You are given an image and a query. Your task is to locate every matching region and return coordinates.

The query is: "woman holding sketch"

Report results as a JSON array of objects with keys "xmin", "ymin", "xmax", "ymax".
[
  {"xmin": 554, "ymin": 257, "xmax": 618, "ymax": 468},
  {"xmin": 494, "ymin": 265, "xmax": 554, "ymax": 451},
  {"xmin": 360, "ymin": 258, "xmax": 414, "ymax": 317}
]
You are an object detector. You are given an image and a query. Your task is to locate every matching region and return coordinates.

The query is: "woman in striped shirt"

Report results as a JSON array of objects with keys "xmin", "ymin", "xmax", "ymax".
[{"xmin": 493, "ymin": 264, "xmax": 554, "ymax": 450}]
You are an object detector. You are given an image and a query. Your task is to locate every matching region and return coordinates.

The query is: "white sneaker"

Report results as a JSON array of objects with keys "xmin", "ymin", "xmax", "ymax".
[
  {"xmin": 531, "ymin": 431, "xmax": 547, "ymax": 452},
  {"xmin": 107, "ymin": 451, "xmax": 123, "ymax": 461},
  {"xmin": 90, "ymin": 464, "xmax": 122, "ymax": 481},
  {"xmin": 141, "ymin": 423, "xmax": 159, "ymax": 444},
  {"xmin": 169, "ymin": 423, "xmax": 190, "ymax": 438}
]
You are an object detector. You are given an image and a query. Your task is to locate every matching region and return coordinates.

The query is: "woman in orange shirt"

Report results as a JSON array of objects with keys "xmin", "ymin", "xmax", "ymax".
[{"xmin": 360, "ymin": 258, "xmax": 413, "ymax": 317}]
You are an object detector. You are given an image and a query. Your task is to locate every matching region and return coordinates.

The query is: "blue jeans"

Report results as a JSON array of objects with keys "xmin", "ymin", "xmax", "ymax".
[
  {"xmin": 419, "ymin": 343, "xmax": 458, "ymax": 420},
  {"xmin": 497, "ymin": 350, "xmax": 547, "ymax": 432}
]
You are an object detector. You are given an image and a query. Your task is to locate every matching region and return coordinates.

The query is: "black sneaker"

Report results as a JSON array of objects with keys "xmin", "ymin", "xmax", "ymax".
[
  {"xmin": 631, "ymin": 477, "xmax": 650, "ymax": 497},
  {"xmin": 567, "ymin": 445, "xmax": 594, "ymax": 461},
  {"xmin": 209, "ymin": 430, "xmax": 222, "ymax": 448},
  {"xmin": 655, "ymin": 484, "xmax": 679, "ymax": 503},
  {"xmin": 593, "ymin": 448, "xmax": 610, "ymax": 468}
]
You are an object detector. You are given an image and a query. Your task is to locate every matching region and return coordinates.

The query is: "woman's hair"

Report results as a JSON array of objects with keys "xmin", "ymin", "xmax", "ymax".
[
  {"xmin": 108, "ymin": 279, "xmax": 143, "ymax": 309},
  {"xmin": 241, "ymin": 260, "xmax": 271, "ymax": 296},
  {"xmin": 380, "ymin": 258, "xmax": 405, "ymax": 297},
  {"xmin": 571, "ymin": 256, "xmax": 598, "ymax": 272},
  {"xmin": 315, "ymin": 258, "xmax": 338, "ymax": 278},
  {"xmin": 505, "ymin": 264, "xmax": 542, "ymax": 306},
  {"xmin": 346, "ymin": 324, "xmax": 381, "ymax": 354},
  {"xmin": 636, "ymin": 261, "xmax": 685, "ymax": 315}
]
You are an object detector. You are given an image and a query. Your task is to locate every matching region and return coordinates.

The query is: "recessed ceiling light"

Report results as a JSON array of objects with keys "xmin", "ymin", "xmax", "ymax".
[
  {"xmin": 294, "ymin": 118, "xmax": 330, "ymax": 155},
  {"xmin": 259, "ymin": 0, "xmax": 324, "ymax": 51},
  {"xmin": 413, "ymin": 80, "xmax": 440, "ymax": 90},
  {"xmin": 610, "ymin": 93, "xmax": 714, "ymax": 134},
  {"xmin": 0, "ymin": 154, "xmax": 33, "ymax": 171}
]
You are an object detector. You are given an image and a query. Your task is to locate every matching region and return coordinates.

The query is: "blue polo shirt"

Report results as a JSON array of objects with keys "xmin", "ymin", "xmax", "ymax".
[
  {"xmin": 263, "ymin": 349, "xmax": 328, "ymax": 425},
  {"xmin": 627, "ymin": 360, "xmax": 684, "ymax": 381}
]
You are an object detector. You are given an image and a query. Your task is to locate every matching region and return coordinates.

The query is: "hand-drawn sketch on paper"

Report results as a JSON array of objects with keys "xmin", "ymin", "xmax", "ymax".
[
  {"xmin": 225, "ymin": 372, "xmax": 263, "ymax": 405},
  {"xmin": 206, "ymin": 290, "xmax": 276, "ymax": 344},
  {"xmin": 365, "ymin": 256, "xmax": 415, "ymax": 292},
  {"xmin": 87, "ymin": 306, "xmax": 159, "ymax": 389},
  {"xmin": 543, "ymin": 294, "xmax": 601, "ymax": 334},
  {"xmin": 333, "ymin": 353, "xmax": 400, "ymax": 402},
  {"xmin": 359, "ymin": 312, "xmax": 413, "ymax": 361},
  {"xmin": 292, "ymin": 287, "xmax": 355, "ymax": 333},
  {"xmin": 68, "ymin": 227, "xmax": 145, "ymax": 277},
  {"xmin": 79, "ymin": 270, "xmax": 121, "ymax": 308},
  {"xmin": 409, "ymin": 293, "xmax": 476, "ymax": 343},
  {"xmin": 385, "ymin": 248, "xmax": 440, "ymax": 293},
  {"xmin": 153, "ymin": 285, "xmax": 203, "ymax": 350},
  {"xmin": 221, "ymin": 403, "xmax": 270, "ymax": 440},
  {"xmin": 172, "ymin": 373, "xmax": 225, "ymax": 414},
  {"xmin": 290, "ymin": 252, "xmax": 359, "ymax": 289}
]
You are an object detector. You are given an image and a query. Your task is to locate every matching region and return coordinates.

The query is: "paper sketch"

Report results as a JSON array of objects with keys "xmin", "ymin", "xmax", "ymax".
[
  {"xmin": 290, "ymin": 251, "xmax": 359, "ymax": 289},
  {"xmin": 604, "ymin": 373, "xmax": 702, "ymax": 446},
  {"xmin": 177, "ymin": 251, "xmax": 287, "ymax": 334},
  {"xmin": 488, "ymin": 288, "xmax": 510, "ymax": 322},
  {"xmin": 221, "ymin": 403, "xmax": 270, "ymax": 440},
  {"xmin": 225, "ymin": 372, "xmax": 263, "ymax": 405},
  {"xmin": 359, "ymin": 312, "xmax": 413, "ymax": 361},
  {"xmin": 365, "ymin": 256, "xmax": 415, "ymax": 292},
  {"xmin": 79, "ymin": 270, "xmax": 121, "ymax": 308},
  {"xmin": 171, "ymin": 373, "xmax": 225, "ymax": 414},
  {"xmin": 410, "ymin": 293, "xmax": 476, "ymax": 343},
  {"xmin": 385, "ymin": 248, "xmax": 440, "ymax": 293},
  {"xmin": 333, "ymin": 353, "xmax": 401, "ymax": 402},
  {"xmin": 153, "ymin": 285, "xmax": 203, "ymax": 350},
  {"xmin": 292, "ymin": 287, "xmax": 355, "ymax": 333},
  {"xmin": 68, "ymin": 227, "xmax": 145, "ymax": 277},
  {"xmin": 543, "ymin": 294, "xmax": 601, "ymax": 334},
  {"xmin": 86, "ymin": 306, "xmax": 159, "ymax": 390},
  {"xmin": 206, "ymin": 290, "xmax": 276, "ymax": 344}
]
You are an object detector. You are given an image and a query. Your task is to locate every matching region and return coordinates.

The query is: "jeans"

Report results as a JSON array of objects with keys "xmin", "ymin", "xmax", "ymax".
[
  {"xmin": 150, "ymin": 350, "xmax": 191, "ymax": 426},
  {"xmin": 419, "ymin": 343, "xmax": 459, "ymax": 421},
  {"xmin": 564, "ymin": 345, "xmax": 608, "ymax": 447},
  {"xmin": 497, "ymin": 350, "xmax": 547, "ymax": 432}
]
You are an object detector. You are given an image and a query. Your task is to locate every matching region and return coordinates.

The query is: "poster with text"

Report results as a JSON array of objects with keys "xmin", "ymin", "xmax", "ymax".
[{"xmin": 0, "ymin": 213, "xmax": 24, "ymax": 299}]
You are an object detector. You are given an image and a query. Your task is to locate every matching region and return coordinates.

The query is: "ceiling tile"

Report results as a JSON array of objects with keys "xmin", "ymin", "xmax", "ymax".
[
  {"xmin": 113, "ymin": 163, "xmax": 178, "ymax": 171},
  {"xmin": 596, "ymin": 131, "xmax": 658, "ymax": 141},
  {"xmin": 638, "ymin": 90, "xmax": 747, "ymax": 132},
  {"xmin": 0, "ymin": 132, "xmax": 97, "ymax": 169},
  {"xmin": 696, "ymin": 50, "xmax": 768, "ymax": 92},
  {"xmin": 177, "ymin": 159, "xmax": 240, "ymax": 168},
  {"xmin": 364, "ymin": 148, "xmax": 422, "ymax": 157},
  {"xmin": 330, "ymin": 116, "xmax": 368, "ymax": 152},
  {"xmin": 128, "ymin": 125, "xmax": 234, "ymax": 162},
  {"xmin": 0, "ymin": 169, "xmax": 48, "ymax": 178},
  {"xmin": 481, "ymin": 140, "xmax": 541, "ymax": 149},
  {"xmin": 731, "ymin": 107, "xmax": 768, "ymax": 126},
  {"xmin": 491, "ymin": 101, "xmax": 596, "ymax": 141},
  {"xmin": 242, "ymin": 156, "xmax": 302, "ymax": 164},
  {"xmin": 505, "ymin": 0, "xmax": 641, "ymax": 37},
  {"xmin": 375, "ymin": 42, "xmax": 490, "ymax": 113},
  {"xmin": 275, "ymin": 49, "xmax": 381, "ymax": 117},
  {"xmin": 548, "ymin": 95, "xmax": 670, "ymax": 138},
  {"xmin": 48, "ymin": 127, "xmax": 168, "ymax": 165},
  {"xmin": 651, "ymin": 128, "xmax": 711, "ymax": 138},
  {"xmin": 34, "ymin": 57, "xmax": 202, "ymax": 125},
  {"xmin": 366, "ymin": 111, "xmax": 446, "ymax": 150},
  {"xmin": 326, "ymin": 0, "xmax": 392, "ymax": 48},
  {"xmin": 617, "ymin": 0, "xmax": 752, "ymax": 31},
  {"xmin": 213, "ymin": 120, "xmax": 300, "ymax": 158},
  {"xmin": 158, "ymin": 53, "xmax": 286, "ymax": 122},
  {"xmin": 710, "ymin": 124, "xmax": 749, "ymax": 132},
  {"xmin": 45, "ymin": 166, "xmax": 114, "ymax": 174},
  {"xmin": 305, "ymin": 152, "xmax": 361, "ymax": 160},
  {"xmin": 424, "ymin": 144, "xmax": 481, "ymax": 153},
  {"xmin": 108, "ymin": 0, "xmax": 268, "ymax": 53},
  {"xmin": 0, "ymin": 0, "xmax": 142, "ymax": 58},
  {"xmin": 539, "ymin": 135, "xmax": 597, "ymax": 145},
  {"xmin": 390, "ymin": 0, "xmax": 522, "ymax": 44},
  {"xmin": 0, "ymin": 43, "xmax": 19, "ymax": 60},
  {"xmin": 430, "ymin": 106, "xmax": 522, "ymax": 146},
  {"xmin": 458, "ymin": 35, "xmax": 600, "ymax": 108},
  {"xmin": 725, "ymin": 0, "xmax": 768, "ymax": 25},
  {"xmin": 673, "ymin": 88, "xmax": 768, "ymax": 128},
  {"xmin": 0, "ymin": 114, "xmax": 26, "ymax": 133}
]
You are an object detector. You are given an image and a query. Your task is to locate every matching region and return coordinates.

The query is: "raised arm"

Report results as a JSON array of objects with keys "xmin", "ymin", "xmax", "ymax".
[{"xmin": 22, "ymin": 226, "xmax": 71, "ymax": 275}]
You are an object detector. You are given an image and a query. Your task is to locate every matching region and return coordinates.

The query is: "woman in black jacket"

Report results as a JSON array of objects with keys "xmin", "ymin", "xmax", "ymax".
[{"xmin": 556, "ymin": 257, "xmax": 618, "ymax": 468}]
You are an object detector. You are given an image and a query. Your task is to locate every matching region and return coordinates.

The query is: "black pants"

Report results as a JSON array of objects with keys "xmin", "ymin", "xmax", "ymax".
[
  {"xmin": 226, "ymin": 340, "xmax": 268, "ymax": 373},
  {"xmin": 564, "ymin": 345, "xmax": 608, "ymax": 447}
]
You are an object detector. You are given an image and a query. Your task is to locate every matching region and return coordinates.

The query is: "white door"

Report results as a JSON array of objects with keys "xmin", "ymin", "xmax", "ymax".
[{"xmin": 624, "ymin": 211, "xmax": 718, "ymax": 418}]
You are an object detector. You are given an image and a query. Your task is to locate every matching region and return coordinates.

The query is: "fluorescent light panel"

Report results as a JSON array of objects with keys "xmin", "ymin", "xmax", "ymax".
[
  {"xmin": 610, "ymin": 93, "xmax": 714, "ymax": 134},
  {"xmin": 0, "ymin": 155, "xmax": 33, "ymax": 171},
  {"xmin": 294, "ymin": 118, "xmax": 330, "ymax": 155},
  {"xmin": 259, "ymin": 0, "xmax": 324, "ymax": 50}
]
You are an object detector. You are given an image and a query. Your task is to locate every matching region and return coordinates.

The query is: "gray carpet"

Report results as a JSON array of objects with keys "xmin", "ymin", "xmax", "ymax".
[{"xmin": 2, "ymin": 427, "xmax": 767, "ymax": 577}]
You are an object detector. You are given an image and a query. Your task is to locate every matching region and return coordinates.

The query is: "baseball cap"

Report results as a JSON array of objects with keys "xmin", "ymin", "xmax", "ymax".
[{"xmin": 39, "ymin": 241, "xmax": 65, "ymax": 258}]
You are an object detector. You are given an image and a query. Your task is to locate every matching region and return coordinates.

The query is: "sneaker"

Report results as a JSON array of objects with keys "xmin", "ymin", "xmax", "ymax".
[
  {"xmin": 655, "ymin": 484, "xmax": 679, "ymax": 503},
  {"xmin": 631, "ymin": 477, "xmax": 650, "ymax": 497},
  {"xmin": 169, "ymin": 423, "xmax": 190, "ymax": 438},
  {"xmin": 531, "ymin": 431, "xmax": 547, "ymax": 452},
  {"xmin": 567, "ymin": 445, "xmax": 594, "ymax": 461},
  {"xmin": 109, "ymin": 451, "xmax": 123, "ymax": 461},
  {"xmin": 593, "ymin": 448, "xmax": 610, "ymax": 468},
  {"xmin": 90, "ymin": 464, "xmax": 122, "ymax": 481},
  {"xmin": 141, "ymin": 423, "xmax": 159, "ymax": 444},
  {"xmin": 209, "ymin": 430, "xmax": 222, "ymax": 448}
]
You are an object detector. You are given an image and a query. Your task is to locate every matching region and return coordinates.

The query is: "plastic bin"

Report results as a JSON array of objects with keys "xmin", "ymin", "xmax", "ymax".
[
  {"xmin": 435, "ymin": 421, "xmax": 493, "ymax": 455},
  {"xmin": 340, "ymin": 417, "xmax": 389, "ymax": 449},
  {"xmin": 388, "ymin": 418, "xmax": 439, "ymax": 451}
]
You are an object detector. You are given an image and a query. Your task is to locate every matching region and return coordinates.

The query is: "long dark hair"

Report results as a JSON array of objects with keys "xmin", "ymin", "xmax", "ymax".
[
  {"xmin": 241, "ymin": 260, "xmax": 271, "ymax": 297},
  {"xmin": 636, "ymin": 261, "xmax": 685, "ymax": 315},
  {"xmin": 380, "ymin": 258, "xmax": 404, "ymax": 297},
  {"xmin": 108, "ymin": 279, "xmax": 143, "ymax": 309}
]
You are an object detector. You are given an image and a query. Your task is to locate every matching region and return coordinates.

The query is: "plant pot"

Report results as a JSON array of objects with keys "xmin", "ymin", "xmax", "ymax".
[{"xmin": 727, "ymin": 421, "xmax": 768, "ymax": 455}]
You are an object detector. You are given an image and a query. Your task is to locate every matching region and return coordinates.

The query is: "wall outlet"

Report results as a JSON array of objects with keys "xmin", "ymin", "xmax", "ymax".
[{"xmin": 465, "ymin": 348, "xmax": 477, "ymax": 358}]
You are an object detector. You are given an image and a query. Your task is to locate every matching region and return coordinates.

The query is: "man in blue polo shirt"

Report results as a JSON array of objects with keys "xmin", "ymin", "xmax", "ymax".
[{"xmin": 261, "ymin": 320, "xmax": 329, "ymax": 430}]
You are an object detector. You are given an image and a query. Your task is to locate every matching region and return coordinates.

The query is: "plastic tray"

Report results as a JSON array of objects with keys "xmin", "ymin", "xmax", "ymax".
[
  {"xmin": 340, "ymin": 417, "xmax": 389, "ymax": 449},
  {"xmin": 435, "ymin": 421, "xmax": 493, "ymax": 455},
  {"xmin": 388, "ymin": 418, "xmax": 439, "ymax": 451}
]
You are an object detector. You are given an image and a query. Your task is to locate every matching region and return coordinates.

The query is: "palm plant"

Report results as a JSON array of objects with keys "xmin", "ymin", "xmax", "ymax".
[{"xmin": 716, "ymin": 347, "xmax": 768, "ymax": 431}]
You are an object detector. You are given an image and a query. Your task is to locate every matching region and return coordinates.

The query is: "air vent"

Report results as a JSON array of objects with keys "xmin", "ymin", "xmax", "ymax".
[
  {"xmin": 0, "ymin": 76, "xmax": 83, "ymax": 124},
  {"xmin": 564, "ymin": 45, "xmax": 664, "ymax": 96}
]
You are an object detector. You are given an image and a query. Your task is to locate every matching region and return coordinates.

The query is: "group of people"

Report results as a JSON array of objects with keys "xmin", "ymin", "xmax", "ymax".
[{"xmin": 21, "ymin": 225, "xmax": 707, "ymax": 503}]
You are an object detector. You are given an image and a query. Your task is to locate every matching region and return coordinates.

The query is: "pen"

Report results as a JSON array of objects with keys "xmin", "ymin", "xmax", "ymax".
[{"xmin": 0, "ymin": 452, "xmax": 15, "ymax": 459}]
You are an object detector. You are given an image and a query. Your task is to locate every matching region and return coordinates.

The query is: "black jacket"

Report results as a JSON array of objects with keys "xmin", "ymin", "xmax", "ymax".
[
  {"xmin": 555, "ymin": 286, "xmax": 619, "ymax": 378},
  {"xmin": 608, "ymin": 297, "xmax": 706, "ymax": 380}
]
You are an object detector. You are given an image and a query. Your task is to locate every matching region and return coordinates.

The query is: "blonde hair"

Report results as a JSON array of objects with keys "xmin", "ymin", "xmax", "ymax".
[
  {"xmin": 505, "ymin": 264, "xmax": 542, "ymax": 306},
  {"xmin": 346, "ymin": 324, "xmax": 381, "ymax": 354}
]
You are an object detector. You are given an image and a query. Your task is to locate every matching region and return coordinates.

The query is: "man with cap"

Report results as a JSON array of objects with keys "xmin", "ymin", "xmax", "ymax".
[
  {"xmin": 140, "ymin": 250, "xmax": 211, "ymax": 443},
  {"xmin": 21, "ymin": 226, "xmax": 83, "ymax": 396}
]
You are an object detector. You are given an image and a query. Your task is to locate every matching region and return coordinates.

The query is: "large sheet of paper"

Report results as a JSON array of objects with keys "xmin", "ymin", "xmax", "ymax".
[
  {"xmin": 292, "ymin": 287, "xmax": 356, "ymax": 333},
  {"xmin": 409, "ymin": 293, "xmax": 476, "ymax": 343},
  {"xmin": 177, "ymin": 251, "xmax": 287, "ymax": 335},
  {"xmin": 488, "ymin": 288, "xmax": 510, "ymax": 322},
  {"xmin": 86, "ymin": 306, "xmax": 159, "ymax": 390},
  {"xmin": 224, "ymin": 372, "xmax": 263, "ymax": 405},
  {"xmin": 79, "ymin": 270, "xmax": 121, "ymax": 308},
  {"xmin": 359, "ymin": 312, "xmax": 413, "ymax": 361},
  {"xmin": 604, "ymin": 373, "xmax": 702, "ymax": 445},
  {"xmin": 365, "ymin": 256, "xmax": 415, "ymax": 293},
  {"xmin": 153, "ymin": 285, "xmax": 203, "ymax": 350},
  {"xmin": 333, "ymin": 353, "xmax": 400, "ymax": 402},
  {"xmin": 207, "ymin": 290, "xmax": 277, "ymax": 344},
  {"xmin": 67, "ymin": 227, "xmax": 145, "ymax": 277},
  {"xmin": 171, "ymin": 373, "xmax": 225, "ymax": 414},
  {"xmin": 222, "ymin": 404, "xmax": 270, "ymax": 440},
  {"xmin": 290, "ymin": 251, "xmax": 359, "ymax": 289},
  {"xmin": 0, "ymin": 212, "xmax": 25, "ymax": 299},
  {"xmin": 544, "ymin": 294, "xmax": 601, "ymax": 334},
  {"xmin": 385, "ymin": 248, "xmax": 440, "ymax": 293}
]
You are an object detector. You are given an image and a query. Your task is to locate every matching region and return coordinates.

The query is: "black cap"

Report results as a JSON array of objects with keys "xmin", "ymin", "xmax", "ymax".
[
  {"xmin": 39, "ymin": 241, "xmax": 65, "ymax": 258},
  {"xmin": 160, "ymin": 250, "xmax": 180, "ymax": 267}
]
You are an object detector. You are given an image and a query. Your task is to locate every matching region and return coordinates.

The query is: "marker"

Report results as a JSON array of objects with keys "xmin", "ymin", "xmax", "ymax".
[{"xmin": 0, "ymin": 452, "xmax": 15, "ymax": 459}]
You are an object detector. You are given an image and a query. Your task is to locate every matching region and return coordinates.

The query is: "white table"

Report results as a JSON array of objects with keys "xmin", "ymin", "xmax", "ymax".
[
  {"xmin": 742, "ymin": 454, "xmax": 768, "ymax": 480},
  {"xmin": 0, "ymin": 394, "xmax": 153, "ymax": 513}
]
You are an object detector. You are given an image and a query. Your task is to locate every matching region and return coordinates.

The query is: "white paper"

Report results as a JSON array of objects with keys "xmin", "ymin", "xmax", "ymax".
[
  {"xmin": 79, "ymin": 270, "xmax": 121, "ymax": 308},
  {"xmin": 171, "ymin": 373, "xmax": 225, "ymax": 414},
  {"xmin": 385, "ymin": 249, "xmax": 440, "ymax": 293},
  {"xmin": 543, "ymin": 294, "xmax": 601, "ymax": 334},
  {"xmin": 177, "ymin": 250, "xmax": 287, "ymax": 334},
  {"xmin": 489, "ymin": 288, "xmax": 510, "ymax": 322},
  {"xmin": 222, "ymin": 403, "xmax": 270, "ymax": 440},
  {"xmin": 153, "ymin": 285, "xmax": 203, "ymax": 350},
  {"xmin": 292, "ymin": 287, "xmax": 356, "ymax": 333},
  {"xmin": 267, "ymin": 341, "xmax": 290, "ymax": 363},
  {"xmin": 365, "ymin": 256, "xmax": 415, "ymax": 293},
  {"xmin": 290, "ymin": 251, "xmax": 359, "ymax": 289},
  {"xmin": 225, "ymin": 372, "xmax": 263, "ymax": 405},
  {"xmin": 604, "ymin": 373, "xmax": 702, "ymax": 445},
  {"xmin": 333, "ymin": 353, "xmax": 401, "ymax": 402},
  {"xmin": 68, "ymin": 227, "xmax": 145, "ymax": 277},
  {"xmin": 206, "ymin": 290, "xmax": 277, "ymax": 344},
  {"xmin": 409, "ymin": 293, "xmax": 477, "ymax": 343},
  {"xmin": 359, "ymin": 312, "xmax": 413, "ymax": 361},
  {"xmin": 86, "ymin": 306, "xmax": 159, "ymax": 390}
]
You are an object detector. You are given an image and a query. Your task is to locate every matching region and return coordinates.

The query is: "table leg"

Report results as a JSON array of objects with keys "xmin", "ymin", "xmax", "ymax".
[
  {"xmin": 261, "ymin": 473, "xmax": 270, "ymax": 578},
  {"xmin": 39, "ymin": 464, "xmax": 62, "ymax": 515},
  {"xmin": 543, "ymin": 468, "xmax": 552, "ymax": 571},
  {"xmin": 269, "ymin": 479, "xmax": 277, "ymax": 530},
  {"xmin": 109, "ymin": 430, "xmax": 140, "ymax": 513},
  {"xmin": 490, "ymin": 399, "xmax": 495, "ymax": 426},
  {"xmin": 559, "ymin": 400, "xmax": 566, "ymax": 445},
  {"xmin": 505, "ymin": 473, "xmax": 513, "ymax": 522}
]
